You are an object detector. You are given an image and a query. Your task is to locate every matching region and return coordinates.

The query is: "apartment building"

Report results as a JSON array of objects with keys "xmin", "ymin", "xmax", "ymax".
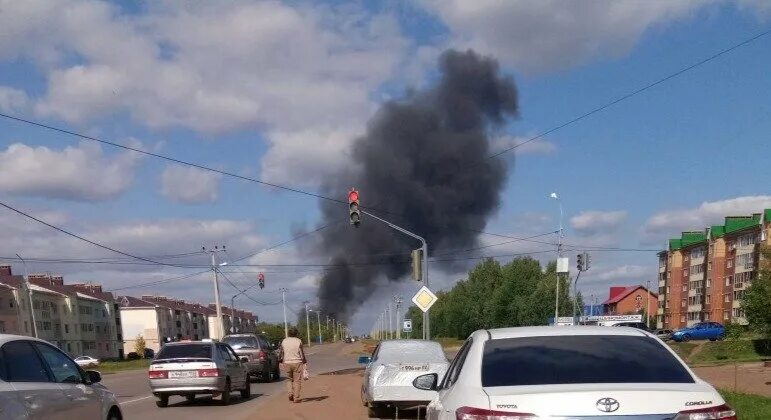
[
  {"xmin": 657, "ymin": 209, "xmax": 770, "ymax": 329},
  {"xmin": 208, "ymin": 304, "xmax": 257, "ymax": 337},
  {"xmin": 0, "ymin": 266, "xmax": 122, "ymax": 359}
]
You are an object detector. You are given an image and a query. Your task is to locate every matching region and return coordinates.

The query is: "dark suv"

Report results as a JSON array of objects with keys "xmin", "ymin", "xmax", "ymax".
[{"xmin": 222, "ymin": 334, "xmax": 279, "ymax": 382}]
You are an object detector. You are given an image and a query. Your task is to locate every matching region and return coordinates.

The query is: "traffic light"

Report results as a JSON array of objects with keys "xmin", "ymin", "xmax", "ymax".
[
  {"xmin": 585, "ymin": 253, "xmax": 591, "ymax": 270},
  {"xmin": 258, "ymin": 272, "xmax": 265, "ymax": 289},
  {"xmin": 577, "ymin": 253, "xmax": 584, "ymax": 272},
  {"xmin": 348, "ymin": 188, "xmax": 361, "ymax": 227},
  {"xmin": 411, "ymin": 248, "xmax": 423, "ymax": 281}
]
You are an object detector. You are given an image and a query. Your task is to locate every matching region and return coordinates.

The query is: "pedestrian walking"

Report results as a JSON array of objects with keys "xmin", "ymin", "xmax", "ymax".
[{"xmin": 279, "ymin": 326, "xmax": 307, "ymax": 403}]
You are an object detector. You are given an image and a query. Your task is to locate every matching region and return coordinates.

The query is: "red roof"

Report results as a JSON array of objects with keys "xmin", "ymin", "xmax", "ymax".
[{"xmin": 602, "ymin": 285, "xmax": 658, "ymax": 305}]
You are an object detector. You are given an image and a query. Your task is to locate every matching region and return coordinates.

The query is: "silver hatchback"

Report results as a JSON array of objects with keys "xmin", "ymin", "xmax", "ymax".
[
  {"xmin": 149, "ymin": 340, "xmax": 250, "ymax": 407},
  {"xmin": 0, "ymin": 334, "xmax": 121, "ymax": 420}
]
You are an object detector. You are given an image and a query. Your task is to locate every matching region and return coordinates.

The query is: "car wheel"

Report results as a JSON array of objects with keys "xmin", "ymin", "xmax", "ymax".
[
  {"xmin": 185, "ymin": 394, "xmax": 196, "ymax": 403},
  {"xmin": 106, "ymin": 407, "xmax": 122, "ymax": 420},
  {"xmin": 682, "ymin": 334, "xmax": 691, "ymax": 342},
  {"xmin": 273, "ymin": 364, "xmax": 281, "ymax": 381},
  {"xmin": 241, "ymin": 379, "xmax": 251, "ymax": 399},
  {"xmin": 261, "ymin": 368, "xmax": 271, "ymax": 383},
  {"xmin": 156, "ymin": 395, "xmax": 169, "ymax": 408},
  {"xmin": 717, "ymin": 333, "xmax": 726, "ymax": 341},
  {"xmin": 220, "ymin": 380, "xmax": 232, "ymax": 406}
]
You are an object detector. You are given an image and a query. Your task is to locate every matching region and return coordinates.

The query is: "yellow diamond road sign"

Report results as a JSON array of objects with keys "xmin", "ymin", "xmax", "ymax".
[{"xmin": 412, "ymin": 286, "xmax": 438, "ymax": 313}]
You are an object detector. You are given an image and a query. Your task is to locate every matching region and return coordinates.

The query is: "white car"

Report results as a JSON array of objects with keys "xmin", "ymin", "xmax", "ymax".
[
  {"xmin": 361, "ymin": 340, "xmax": 449, "ymax": 417},
  {"xmin": 74, "ymin": 356, "xmax": 100, "ymax": 368},
  {"xmin": 412, "ymin": 326, "xmax": 736, "ymax": 420},
  {"xmin": 0, "ymin": 334, "xmax": 122, "ymax": 420}
]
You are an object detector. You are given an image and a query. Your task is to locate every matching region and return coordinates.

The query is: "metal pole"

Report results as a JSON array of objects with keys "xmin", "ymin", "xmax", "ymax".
[
  {"xmin": 646, "ymin": 278, "xmax": 651, "ymax": 329},
  {"xmin": 387, "ymin": 304, "xmax": 392, "ymax": 340},
  {"xmin": 210, "ymin": 251, "xmax": 224, "ymax": 339},
  {"xmin": 572, "ymin": 270, "xmax": 582, "ymax": 325},
  {"xmin": 16, "ymin": 254, "xmax": 37, "ymax": 338},
  {"xmin": 360, "ymin": 209, "xmax": 430, "ymax": 339},
  {"xmin": 394, "ymin": 296, "xmax": 402, "ymax": 339},
  {"xmin": 556, "ymin": 199, "xmax": 563, "ymax": 323},
  {"xmin": 281, "ymin": 288, "xmax": 288, "ymax": 338},
  {"xmin": 231, "ymin": 295, "xmax": 236, "ymax": 333},
  {"xmin": 316, "ymin": 311, "xmax": 322, "ymax": 344},
  {"xmin": 305, "ymin": 302, "xmax": 311, "ymax": 347}
]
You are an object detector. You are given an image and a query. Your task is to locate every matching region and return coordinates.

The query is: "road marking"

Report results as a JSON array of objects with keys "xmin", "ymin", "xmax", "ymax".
[{"xmin": 120, "ymin": 395, "xmax": 153, "ymax": 405}]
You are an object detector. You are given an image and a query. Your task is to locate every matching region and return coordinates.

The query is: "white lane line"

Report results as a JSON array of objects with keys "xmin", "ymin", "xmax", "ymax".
[{"xmin": 120, "ymin": 395, "xmax": 153, "ymax": 405}]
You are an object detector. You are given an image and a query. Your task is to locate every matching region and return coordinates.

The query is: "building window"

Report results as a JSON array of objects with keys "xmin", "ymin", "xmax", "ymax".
[
  {"xmin": 682, "ymin": 284, "xmax": 687, "ymax": 292},
  {"xmin": 707, "ymin": 261, "xmax": 712, "ymax": 271},
  {"xmin": 733, "ymin": 308, "xmax": 745, "ymax": 318},
  {"xmin": 733, "ymin": 290, "xmax": 745, "ymax": 300},
  {"xmin": 724, "ymin": 294, "xmax": 730, "ymax": 303},
  {"xmin": 727, "ymin": 259, "xmax": 733, "ymax": 268},
  {"xmin": 680, "ymin": 315, "xmax": 686, "ymax": 323},
  {"xmin": 736, "ymin": 253, "xmax": 754, "ymax": 270},
  {"xmin": 706, "ymin": 278, "xmax": 711, "ymax": 288},
  {"xmin": 683, "ymin": 269, "xmax": 689, "ymax": 277},
  {"xmin": 706, "ymin": 295, "xmax": 711, "ymax": 304},
  {"xmin": 681, "ymin": 299, "xmax": 686, "ymax": 308},
  {"xmin": 725, "ymin": 276, "xmax": 733, "ymax": 286},
  {"xmin": 737, "ymin": 233, "xmax": 756, "ymax": 247},
  {"xmin": 64, "ymin": 324, "xmax": 69, "ymax": 334},
  {"xmin": 666, "ymin": 286, "xmax": 670, "ymax": 294},
  {"xmin": 690, "ymin": 264, "xmax": 704, "ymax": 275},
  {"xmin": 691, "ymin": 247, "xmax": 705, "ymax": 259}
]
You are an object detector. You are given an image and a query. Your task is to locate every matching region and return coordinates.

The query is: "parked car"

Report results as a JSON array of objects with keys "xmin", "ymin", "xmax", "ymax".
[
  {"xmin": 344, "ymin": 337, "xmax": 353, "ymax": 343},
  {"xmin": 74, "ymin": 355, "xmax": 100, "ymax": 368},
  {"xmin": 0, "ymin": 334, "xmax": 122, "ymax": 420},
  {"xmin": 144, "ymin": 348, "xmax": 155, "ymax": 359},
  {"xmin": 412, "ymin": 326, "xmax": 734, "ymax": 419},
  {"xmin": 126, "ymin": 352, "xmax": 141, "ymax": 360},
  {"xmin": 611, "ymin": 321, "xmax": 649, "ymax": 331},
  {"xmin": 222, "ymin": 334, "xmax": 280, "ymax": 382},
  {"xmin": 655, "ymin": 328, "xmax": 674, "ymax": 340},
  {"xmin": 360, "ymin": 339, "xmax": 449, "ymax": 417},
  {"xmin": 671, "ymin": 322, "xmax": 726, "ymax": 342},
  {"xmin": 149, "ymin": 341, "xmax": 250, "ymax": 407}
]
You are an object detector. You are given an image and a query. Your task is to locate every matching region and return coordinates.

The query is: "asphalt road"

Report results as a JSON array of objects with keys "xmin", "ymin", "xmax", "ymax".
[{"xmin": 105, "ymin": 342, "xmax": 360, "ymax": 420}]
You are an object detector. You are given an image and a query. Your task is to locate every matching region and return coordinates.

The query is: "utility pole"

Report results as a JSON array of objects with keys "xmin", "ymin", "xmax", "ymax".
[
  {"xmin": 394, "ymin": 295, "xmax": 403, "ymax": 339},
  {"xmin": 550, "ymin": 193, "xmax": 564, "ymax": 324},
  {"xmin": 16, "ymin": 254, "xmax": 37, "ymax": 338},
  {"xmin": 204, "ymin": 246, "xmax": 226, "ymax": 339},
  {"xmin": 280, "ymin": 288, "xmax": 288, "ymax": 338},
  {"xmin": 387, "ymin": 304, "xmax": 392, "ymax": 340},
  {"xmin": 314, "ymin": 310, "xmax": 322, "ymax": 344},
  {"xmin": 304, "ymin": 301, "xmax": 311, "ymax": 347},
  {"xmin": 646, "ymin": 278, "xmax": 651, "ymax": 329}
]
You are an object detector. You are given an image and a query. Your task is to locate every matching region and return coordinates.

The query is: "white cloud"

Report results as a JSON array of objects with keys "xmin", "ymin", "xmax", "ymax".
[
  {"xmin": 642, "ymin": 196, "xmax": 771, "ymax": 242},
  {"xmin": 0, "ymin": 0, "xmax": 409, "ymax": 186},
  {"xmin": 491, "ymin": 135, "xmax": 556, "ymax": 157},
  {"xmin": 571, "ymin": 210, "xmax": 627, "ymax": 236},
  {"xmin": 421, "ymin": 0, "xmax": 708, "ymax": 74},
  {"xmin": 0, "ymin": 86, "xmax": 29, "ymax": 112},
  {"xmin": 0, "ymin": 141, "xmax": 141, "ymax": 201},
  {"xmin": 161, "ymin": 165, "xmax": 222, "ymax": 204},
  {"xmin": 594, "ymin": 264, "xmax": 652, "ymax": 282}
]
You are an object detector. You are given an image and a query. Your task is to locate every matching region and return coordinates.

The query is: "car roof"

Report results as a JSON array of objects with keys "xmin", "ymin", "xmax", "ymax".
[
  {"xmin": 162, "ymin": 341, "xmax": 214, "ymax": 346},
  {"xmin": 0, "ymin": 333, "xmax": 52, "ymax": 346},
  {"xmin": 223, "ymin": 334, "xmax": 259, "ymax": 338},
  {"xmin": 482, "ymin": 326, "xmax": 649, "ymax": 340}
]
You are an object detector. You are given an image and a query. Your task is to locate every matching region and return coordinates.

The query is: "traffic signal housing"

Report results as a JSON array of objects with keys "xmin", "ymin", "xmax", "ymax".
[
  {"xmin": 348, "ymin": 188, "xmax": 361, "ymax": 227},
  {"xmin": 411, "ymin": 248, "xmax": 423, "ymax": 281},
  {"xmin": 258, "ymin": 272, "xmax": 265, "ymax": 289},
  {"xmin": 577, "ymin": 253, "xmax": 584, "ymax": 272}
]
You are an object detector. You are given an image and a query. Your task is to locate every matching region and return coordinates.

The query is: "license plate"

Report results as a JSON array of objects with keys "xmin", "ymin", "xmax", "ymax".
[
  {"xmin": 168, "ymin": 370, "xmax": 198, "ymax": 379},
  {"xmin": 400, "ymin": 364, "xmax": 429, "ymax": 372}
]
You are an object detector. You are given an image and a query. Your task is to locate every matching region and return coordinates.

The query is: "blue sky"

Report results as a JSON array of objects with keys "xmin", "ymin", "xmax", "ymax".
[{"xmin": 1, "ymin": 1, "xmax": 770, "ymax": 332}]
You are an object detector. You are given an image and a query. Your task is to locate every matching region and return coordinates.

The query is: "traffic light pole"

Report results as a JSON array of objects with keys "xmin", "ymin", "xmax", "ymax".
[{"xmin": 360, "ymin": 209, "xmax": 430, "ymax": 340}]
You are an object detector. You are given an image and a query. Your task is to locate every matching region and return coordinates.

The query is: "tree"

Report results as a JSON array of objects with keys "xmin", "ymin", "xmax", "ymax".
[
  {"xmin": 255, "ymin": 322, "xmax": 290, "ymax": 344},
  {"xmin": 743, "ymin": 246, "xmax": 771, "ymax": 338},
  {"xmin": 134, "ymin": 335, "xmax": 146, "ymax": 358}
]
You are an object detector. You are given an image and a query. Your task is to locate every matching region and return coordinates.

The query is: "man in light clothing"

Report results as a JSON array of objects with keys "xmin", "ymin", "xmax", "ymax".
[{"xmin": 279, "ymin": 326, "xmax": 307, "ymax": 403}]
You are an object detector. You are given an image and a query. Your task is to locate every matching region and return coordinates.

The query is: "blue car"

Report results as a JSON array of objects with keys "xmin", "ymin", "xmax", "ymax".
[{"xmin": 671, "ymin": 322, "xmax": 726, "ymax": 342}]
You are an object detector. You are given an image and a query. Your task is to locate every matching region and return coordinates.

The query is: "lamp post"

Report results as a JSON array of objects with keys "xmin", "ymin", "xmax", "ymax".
[{"xmin": 549, "ymin": 192, "xmax": 564, "ymax": 324}]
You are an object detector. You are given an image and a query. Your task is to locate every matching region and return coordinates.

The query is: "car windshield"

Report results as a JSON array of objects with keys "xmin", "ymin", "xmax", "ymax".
[
  {"xmin": 481, "ymin": 335, "xmax": 694, "ymax": 387},
  {"xmin": 222, "ymin": 336, "xmax": 259, "ymax": 349},
  {"xmin": 375, "ymin": 341, "xmax": 446, "ymax": 363},
  {"xmin": 156, "ymin": 344, "xmax": 212, "ymax": 360}
]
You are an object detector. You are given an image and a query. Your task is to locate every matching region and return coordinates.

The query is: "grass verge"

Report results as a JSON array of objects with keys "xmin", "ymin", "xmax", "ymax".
[
  {"xmin": 720, "ymin": 389, "xmax": 771, "ymax": 419},
  {"xmin": 95, "ymin": 358, "xmax": 151, "ymax": 373}
]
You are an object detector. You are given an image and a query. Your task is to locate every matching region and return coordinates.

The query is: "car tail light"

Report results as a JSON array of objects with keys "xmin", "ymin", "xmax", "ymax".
[
  {"xmin": 258, "ymin": 350, "xmax": 266, "ymax": 361},
  {"xmin": 197, "ymin": 368, "xmax": 219, "ymax": 377},
  {"xmin": 674, "ymin": 404, "xmax": 736, "ymax": 420},
  {"xmin": 456, "ymin": 407, "xmax": 538, "ymax": 420},
  {"xmin": 148, "ymin": 370, "xmax": 167, "ymax": 379}
]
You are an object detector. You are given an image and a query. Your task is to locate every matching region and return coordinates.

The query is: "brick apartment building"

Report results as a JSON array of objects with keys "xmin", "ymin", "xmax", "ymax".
[{"xmin": 657, "ymin": 209, "xmax": 771, "ymax": 329}]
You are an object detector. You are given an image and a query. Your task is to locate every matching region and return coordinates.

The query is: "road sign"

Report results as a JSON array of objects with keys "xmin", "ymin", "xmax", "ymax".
[
  {"xmin": 557, "ymin": 257, "xmax": 569, "ymax": 273},
  {"xmin": 411, "ymin": 286, "xmax": 438, "ymax": 313},
  {"xmin": 403, "ymin": 319, "xmax": 412, "ymax": 332}
]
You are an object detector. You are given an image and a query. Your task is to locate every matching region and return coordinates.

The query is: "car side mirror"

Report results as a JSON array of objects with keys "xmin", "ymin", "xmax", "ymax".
[
  {"xmin": 413, "ymin": 373, "xmax": 438, "ymax": 391},
  {"xmin": 240, "ymin": 356, "xmax": 249, "ymax": 363},
  {"xmin": 85, "ymin": 370, "xmax": 102, "ymax": 384},
  {"xmin": 357, "ymin": 355, "xmax": 371, "ymax": 364}
]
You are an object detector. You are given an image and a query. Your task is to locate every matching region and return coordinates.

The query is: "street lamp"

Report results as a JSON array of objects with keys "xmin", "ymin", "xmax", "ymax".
[
  {"xmin": 16, "ymin": 254, "xmax": 37, "ymax": 338},
  {"xmin": 308, "ymin": 309, "xmax": 322, "ymax": 344}
]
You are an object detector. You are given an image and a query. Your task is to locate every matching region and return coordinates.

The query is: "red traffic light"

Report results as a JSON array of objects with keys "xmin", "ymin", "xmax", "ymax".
[
  {"xmin": 348, "ymin": 189, "xmax": 359, "ymax": 203},
  {"xmin": 258, "ymin": 272, "xmax": 265, "ymax": 281}
]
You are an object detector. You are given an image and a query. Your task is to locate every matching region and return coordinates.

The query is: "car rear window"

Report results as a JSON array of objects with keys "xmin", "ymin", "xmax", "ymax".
[
  {"xmin": 482, "ymin": 335, "xmax": 694, "ymax": 387},
  {"xmin": 222, "ymin": 336, "xmax": 259, "ymax": 349},
  {"xmin": 156, "ymin": 343, "xmax": 212, "ymax": 360}
]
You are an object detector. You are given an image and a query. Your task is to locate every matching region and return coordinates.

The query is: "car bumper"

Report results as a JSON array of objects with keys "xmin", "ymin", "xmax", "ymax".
[
  {"xmin": 150, "ymin": 377, "xmax": 227, "ymax": 394},
  {"xmin": 369, "ymin": 385, "xmax": 436, "ymax": 404}
]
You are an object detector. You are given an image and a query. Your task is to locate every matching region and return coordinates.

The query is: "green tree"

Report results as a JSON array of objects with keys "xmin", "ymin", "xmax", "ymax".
[
  {"xmin": 743, "ymin": 246, "xmax": 771, "ymax": 338},
  {"xmin": 255, "ymin": 322, "xmax": 290, "ymax": 344},
  {"xmin": 134, "ymin": 335, "xmax": 146, "ymax": 358}
]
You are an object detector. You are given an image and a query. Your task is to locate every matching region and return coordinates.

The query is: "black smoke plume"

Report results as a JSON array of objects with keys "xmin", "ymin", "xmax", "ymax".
[{"xmin": 313, "ymin": 50, "xmax": 519, "ymax": 318}]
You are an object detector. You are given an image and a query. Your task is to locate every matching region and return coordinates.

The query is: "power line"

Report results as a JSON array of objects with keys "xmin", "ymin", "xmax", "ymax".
[
  {"xmin": 108, "ymin": 270, "xmax": 211, "ymax": 292},
  {"xmin": 229, "ymin": 220, "xmax": 343, "ymax": 264},
  {"xmin": 484, "ymin": 28, "xmax": 771, "ymax": 160},
  {"xmin": 0, "ymin": 201, "xmax": 187, "ymax": 268},
  {"xmin": 218, "ymin": 270, "xmax": 283, "ymax": 306}
]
